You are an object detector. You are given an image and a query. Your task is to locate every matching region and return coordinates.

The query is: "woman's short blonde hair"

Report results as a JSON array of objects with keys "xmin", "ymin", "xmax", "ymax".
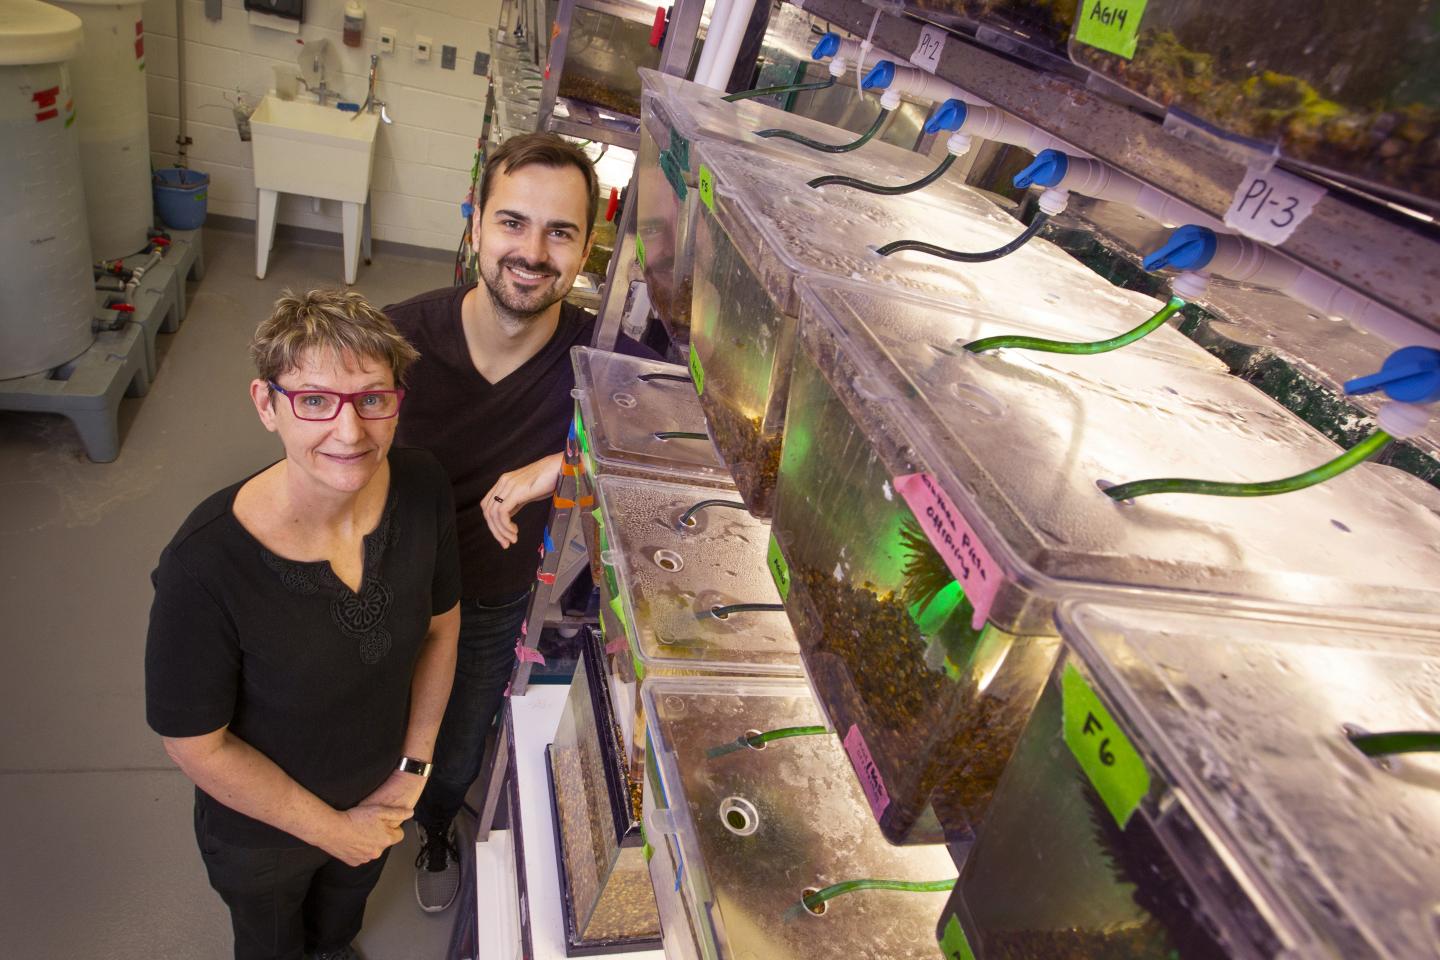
[{"xmin": 250, "ymin": 289, "xmax": 420, "ymax": 385}]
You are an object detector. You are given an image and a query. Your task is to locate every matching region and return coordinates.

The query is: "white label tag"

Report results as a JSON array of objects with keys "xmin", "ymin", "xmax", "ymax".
[
  {"xmin": 1223, "ymin": 163, "xmax": 1326, "ymax": 244},
  {"xmin": 909, "ymin": 25, "xmax": 946, "ymax": 73}
]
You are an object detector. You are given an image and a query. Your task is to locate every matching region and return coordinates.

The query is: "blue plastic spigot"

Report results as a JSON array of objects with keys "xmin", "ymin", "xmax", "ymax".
[
  {"xmin": 1344, "ymin": 347, "xmax": 1440, "ymax": 404},
  {"xmin": 1142, "ymin": 225, "xmax": 1218, "ymax": 273},
  {"xmin": 862, "ymin": 60, "xmax": 895, "ymax": 90},
  {"xmin": 812, "ymin": 32, "xmax": 842, "ymax": 60},
  {"xmin": 924, "ymin": 99, "xmax": 968, "ymax": 135},
  {"xmin": 1012, "ymin": 149, "xmax": 1069, "ymax": 190}
]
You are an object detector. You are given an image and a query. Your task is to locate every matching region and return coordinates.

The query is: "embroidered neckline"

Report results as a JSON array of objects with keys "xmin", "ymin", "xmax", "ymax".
[{"xmin": 253, "ymin": 483, "xmax": 402, "ymax": 664}]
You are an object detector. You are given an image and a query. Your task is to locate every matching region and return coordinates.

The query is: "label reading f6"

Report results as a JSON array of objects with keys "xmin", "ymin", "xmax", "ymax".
[
  {"xmin": 1075, "ymin": 0, "xmax": 1147, "ymax": 59},
  {"xmin": 1062, "ymin": 662, "xmax": 1150, "ymax": 828},
  {"xmin": 1223, "ymin": 162, "xmax": 1326, "ymax": 244},
  {"xmin": 698, "ymin": 164, "xmax": 715, "ymax": 212},
  {"xmin": 909, "ymin": 25, "xmax": 946, "ymax": 74}
]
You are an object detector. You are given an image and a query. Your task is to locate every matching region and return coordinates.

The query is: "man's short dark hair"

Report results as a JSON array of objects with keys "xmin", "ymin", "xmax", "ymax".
[{"xmin": 477, "ymin": 132, "xmax": 600, "ymax": 240}]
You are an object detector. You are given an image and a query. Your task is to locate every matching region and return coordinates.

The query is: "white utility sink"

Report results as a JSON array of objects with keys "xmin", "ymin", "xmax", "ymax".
[{"xmin": 250, "ymin": 95, "xmax": 381, "ymax": 284}]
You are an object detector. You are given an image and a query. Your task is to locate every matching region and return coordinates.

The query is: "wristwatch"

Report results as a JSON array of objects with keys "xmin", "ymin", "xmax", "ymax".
[{"xmin": 396, "ymin": 756, "xmax": 433, "ymax": 778}]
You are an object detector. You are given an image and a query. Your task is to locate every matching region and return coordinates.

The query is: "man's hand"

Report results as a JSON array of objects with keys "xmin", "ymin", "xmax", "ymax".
[
  {"xmin": 481, "ymin": 453, "xmax": 564, "ymax": 549},
  {"xmin": 319, "ymin": 803, "xmax": 412, "ymax": 867},
  {"xmin": 360, "ymin": 769, "xmax": 427, "ymax": 812}
]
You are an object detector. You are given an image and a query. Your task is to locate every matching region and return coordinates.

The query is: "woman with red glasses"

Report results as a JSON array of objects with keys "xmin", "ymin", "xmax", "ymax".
[{"xmin": 144, "ymin": 289, "xmax": 461, "ymax": 960}]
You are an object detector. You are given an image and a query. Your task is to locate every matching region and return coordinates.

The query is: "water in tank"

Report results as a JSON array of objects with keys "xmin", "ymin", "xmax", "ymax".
[
  {"xmin": 0, "ymin": 0, "xmax": 95, "ymax": 380},
  {"xmin": 52, "ymin": 0, "xmax": 152, "ymax": 259}
]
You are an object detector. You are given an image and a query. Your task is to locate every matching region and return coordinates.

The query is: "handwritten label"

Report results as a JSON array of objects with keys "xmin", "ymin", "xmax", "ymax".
[
  {"xmin": 843, "ymin": 724, "xmax": 890, "ymax": 819},
  {"xmin": 1074, "ymin": 0, "xmax": 1147, "ymax": 60},
  {"xmin": 698, "ymin": 164, "xmax": 715, "ymax": 213},
  {"xmin": 635, "ymin": 233, "xmax": 646, "ymax": 271},
  {"xmin": 894, "ymin": 473, "xmax": 1002, "ymax": 630},
  {"xmin": 688, "ymin": 342, "xmax": 705, "ymax": 395},
  {"xmin": 909, "ymin": 25, "xmax": 947, "ymax": 74},
  {"xmin": 939, "ymin": 914, "xmax": 977, "ymax": 960},
  {"xmin": 767, "ymin": 532, "xmax": 790, "ymax": 601},
  {"xmin": 1223, "ymin": 162, "xmax": 1326, "ymax": 244},
  {"xmin": 1062, "ymin": 662, "xmax": 1150, "ymax": 828}
]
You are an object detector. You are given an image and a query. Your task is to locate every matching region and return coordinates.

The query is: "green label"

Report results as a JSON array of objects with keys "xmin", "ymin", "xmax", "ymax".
[
  {"xmin": 688, "ymin": 342, "xmax": 705, "ymax": 395},
  {"xmin": 1074, "ymin": 0, "xmax": 1147, "ymax": 59},
  {"xmin": 1062, "ymin": 662, "xmax": 1150, "ymax": 828},
  {"xmin": 573, "ymin": 407, "xmax": 590, "ymax": 455},
  {"xmin": 767, "ymin": 533, "xmax": 790, "ymax": 600},
  {"xmin": 635, "ymin": 233, "xmax": 646, "ymax": 271},
  {"xmin": 698, "ymin": 164, "xmax": 715, "ymax": 212},
  {"xmin": 939, "ymin": 914, "xmax": 976, "ymax": 960}
]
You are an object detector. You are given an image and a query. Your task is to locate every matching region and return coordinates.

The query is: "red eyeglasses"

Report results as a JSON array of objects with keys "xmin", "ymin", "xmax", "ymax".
[{"xmin": 269, "ymin": 382, "xmax": 406, "ymax": 421}]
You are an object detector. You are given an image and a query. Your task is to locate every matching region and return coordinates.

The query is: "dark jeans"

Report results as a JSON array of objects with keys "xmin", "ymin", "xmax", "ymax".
[
  {"xmin": 195, "ymin": 802, "xmax": 388, "ymax": 960},
  {"xmin": 415, "ymin": 591, "xmax": 530, "ymax": 833}
]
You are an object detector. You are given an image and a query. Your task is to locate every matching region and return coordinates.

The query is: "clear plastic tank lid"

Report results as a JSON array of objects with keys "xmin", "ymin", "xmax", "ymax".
[{"xmin": 1058, "ymin": 599, "xmax": 1440, "ymax": 958}]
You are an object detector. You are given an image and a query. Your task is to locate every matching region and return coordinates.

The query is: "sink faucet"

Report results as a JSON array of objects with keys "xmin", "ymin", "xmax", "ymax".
[
  {"xmin": 353, "ymin": 55, "xmax": 393, "ymax": 124},
  {"xmin": 296, "ymin": 39, "xmax": 332, "ymax": 106}
]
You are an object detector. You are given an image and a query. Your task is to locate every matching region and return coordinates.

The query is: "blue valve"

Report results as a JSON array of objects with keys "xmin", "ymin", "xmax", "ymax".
[
  {"xmin": 812, "ymin": 32, "xmax": 842, "ymax": 60},
  {"xmin": 1142, "ymin": 225, "xmax": 1218, "ymax": 273},
  {"xmin": 862, "ymin": 60, "xmax": 895, "ymax": 90},
  {"xmin": 924, "ymin": 99, "xmax": 968, "ymax": 135},
  {"xmin": 1012, "ymin": 149, "xmax": 1069, "ymax": 190},
  {"xmin": 1344, "ymin": 347, "xmax": 1440, "ymax": 404}
]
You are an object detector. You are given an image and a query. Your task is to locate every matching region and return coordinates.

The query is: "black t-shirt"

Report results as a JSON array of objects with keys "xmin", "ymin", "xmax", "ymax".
[
  {"xmin": 145, "ymin": 447, "xmax": 462, "ymax": 847},
  {"xmin": 386, "ymin": 285, "xmax": 659, "ymax": 603}
]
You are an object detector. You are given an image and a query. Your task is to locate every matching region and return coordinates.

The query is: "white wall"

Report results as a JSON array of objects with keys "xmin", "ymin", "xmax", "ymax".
[{"xmin": 143, "ymin": 0, "xmax": 502, "ymax": 250}]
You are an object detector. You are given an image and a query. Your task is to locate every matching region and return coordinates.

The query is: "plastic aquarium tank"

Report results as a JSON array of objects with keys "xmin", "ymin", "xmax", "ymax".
[
  {"xmin": 570, "ymin": 347, "xmax": 735, "ymax": 489},
  {"xmin": 907, "ymin": 0, "xmax": 1079, "ymax": 61},
  {"xmin": 592, "ymin": 472, "xmax": 803, "ymax": 786},
  {"xmin": 944, "ymin": 599, "xmax": 1440, "ymax": 959},
  {"xmin": 1068, "ymin": 0, "xmax": 1439, "ymax": 208},
  {"xmin": 642, "ymin": 676, "xmax": 956, "ymax": 960},
  {"xmin": 635, "ymin": 67, "xmax": 1008, "ymax": 338},
  {"xmin": 556, "ymin": 0, "xmax": 662, "ymax": 118},
  {"xmin": 686, "ymin": 136, "xmax": 1215, "ymax": 517},
  {"xmin": 548, "ymin": 628, "xmax": 659, "ymax": 948},
  {"xmin": 768, "ymin": 275, "xmax": 1440, "ymax": 845}
]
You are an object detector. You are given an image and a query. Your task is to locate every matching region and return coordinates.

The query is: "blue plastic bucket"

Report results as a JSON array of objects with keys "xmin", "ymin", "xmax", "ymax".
[{"xmin": 153, "ymin": 168, "xmax": 209, "ymax": 230}]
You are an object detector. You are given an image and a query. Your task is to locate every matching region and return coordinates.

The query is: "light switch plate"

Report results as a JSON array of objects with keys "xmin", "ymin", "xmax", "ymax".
[
  {"xmin": 441, "ymin": 44, "xmax": 457, "ymax": 69},
  {"xmin": 415, "ymin": 35, "xmax": 432, "ymax": 62},
  {"xmin": 378, "ymin": 27, "xmax": 396, "ymax": 54}
]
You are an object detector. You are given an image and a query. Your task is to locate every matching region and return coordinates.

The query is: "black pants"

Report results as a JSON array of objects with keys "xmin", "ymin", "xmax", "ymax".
[
  {"xmin": 415, "ymin": 592, "xmax": 530, "ymax": 834},
  {"xmin": 195, "ymin": 803, "xmax": 389, "ymax": 960}
]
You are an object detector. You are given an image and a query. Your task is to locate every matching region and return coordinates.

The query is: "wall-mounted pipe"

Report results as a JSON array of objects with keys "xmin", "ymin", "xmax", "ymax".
[
  {"xmin": 697, "ymin": 0, "xmax": 758, "ymax": 90},
  {"xmin": 1143, "ymin": 225, "xmax": 1440, "ymax": 351},
  {"xmin": 1013, "ymin": 149, "xmax": 1219, "ymax": 230},
  {"xmin": 925, "ymin": 99, "xmax": 1073, "ymax": 158},
  {"xmin": 862, "ymin": 59, "xmax": 988, "ymax": 109},
  {"xmin": 693, "ymin": 0, "xmax": 734, "ymax": 87}
]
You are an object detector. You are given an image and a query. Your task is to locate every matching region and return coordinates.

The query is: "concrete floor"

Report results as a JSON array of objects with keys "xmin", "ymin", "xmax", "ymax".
[{"xmin": 0, "ymin": 228, "xmax": 460, "ymax": 959}]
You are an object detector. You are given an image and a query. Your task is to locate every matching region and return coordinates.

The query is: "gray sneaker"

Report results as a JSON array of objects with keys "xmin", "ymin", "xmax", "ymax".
[
  {"xmin": 415, "ymin": 822, "xmax": 462, "ymax": 913},
  {"xmin": 311, "ymin": 947, "xmax": 362, "ymax": 960}
]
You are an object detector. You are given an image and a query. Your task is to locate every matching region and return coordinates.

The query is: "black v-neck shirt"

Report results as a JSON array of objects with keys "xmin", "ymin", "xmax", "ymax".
[
  {"xmin": 386, "ymin": 284, "xmax": 657, "ymax": 603},
  {"xmin": 145, "ymin": 447, "xmax": 461, "ymax": 847}
]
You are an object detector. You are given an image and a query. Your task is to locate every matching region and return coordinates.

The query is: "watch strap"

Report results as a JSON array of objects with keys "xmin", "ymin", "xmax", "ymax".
[{"xmin": 397, "ymin": 756, "xmax": 433, "ymax": 778}]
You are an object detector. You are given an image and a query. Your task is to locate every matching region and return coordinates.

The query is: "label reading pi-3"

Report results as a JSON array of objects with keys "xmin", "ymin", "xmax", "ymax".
[{"xmin": 895, "ymin": 473, "xmax": 1003, "ymax": 630}]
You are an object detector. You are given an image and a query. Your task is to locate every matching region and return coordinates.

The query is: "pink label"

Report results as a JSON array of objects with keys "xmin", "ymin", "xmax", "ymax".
[
  {"xmin": 895, "ymin": 472, "xmax": 1003, "ymax": 630},
  {"xmin": 515, "ymin": 641, "xmax": 546, "ymax": 666},
  {"xmin": 604, "ymin": 634, "xmax": 627, "ymax": 656},
  {"xmin": 844, "ymin": 724, "xmax": 890, "ymax": 819}
]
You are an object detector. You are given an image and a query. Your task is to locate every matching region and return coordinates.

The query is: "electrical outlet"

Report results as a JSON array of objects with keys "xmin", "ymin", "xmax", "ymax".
[
  {"xmin": 441, "ymin": 44, "xmax": 456, "ymax": 70},
  {"xmin": 415, "ymin": 35, "xmax": 432, "ymax": 62},
  {"xmin": 473, "ymin": 51, "xmax": 490, "ymax": 76},
  {"xmin": 378, "ymin": 27, "xmax": 396, "ymax": 54}
]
